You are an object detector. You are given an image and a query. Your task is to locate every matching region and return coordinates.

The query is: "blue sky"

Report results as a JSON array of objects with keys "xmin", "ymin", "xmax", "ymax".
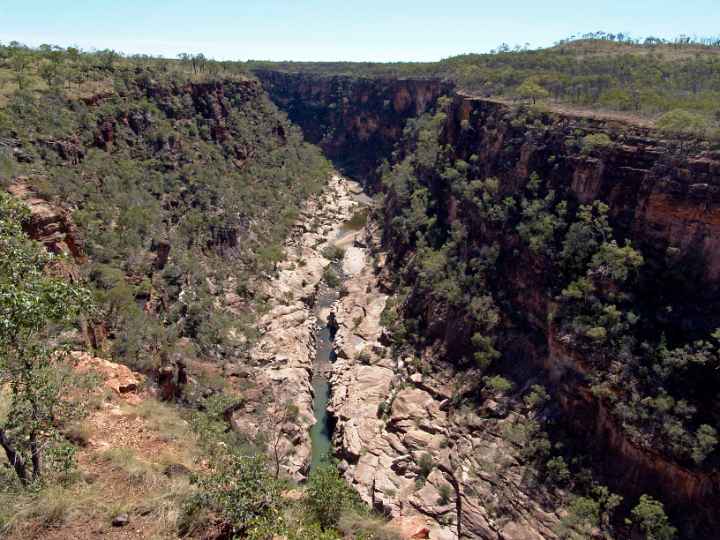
[{"xmin": 1, "ymin": 1, "xmax": 718, "ymax": 62}]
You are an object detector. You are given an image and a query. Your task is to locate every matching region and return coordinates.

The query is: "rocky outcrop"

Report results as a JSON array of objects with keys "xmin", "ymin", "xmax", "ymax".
[
  {"xmin": 254, "ymin": 70, "xmax": 451, "ymax": 186},
  {"xmin": 229, "ymin": 175, "xmax": 361, "ymax": 480},
  {"xmin": 73, "ymin": 351, "xmax": 144, "ymax": 405},
  {"xmin": 329, "ymin": 225, "xmax": 561, "ymax": 539},
  {"xmin": 7, "ymin": 179, "xmax": 85, "ymax": 262}
]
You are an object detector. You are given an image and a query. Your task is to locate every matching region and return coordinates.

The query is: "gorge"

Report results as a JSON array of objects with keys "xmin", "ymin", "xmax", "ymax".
[
  {"xmin": 1, "ymin": 40, "xmax": 719, "ymax": 540},
  {"xmin": 251, "ymin": 69, "xmax": 720, "ymax": 538}
]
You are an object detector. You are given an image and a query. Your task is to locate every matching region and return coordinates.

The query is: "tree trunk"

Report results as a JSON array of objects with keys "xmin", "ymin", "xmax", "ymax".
[
  {"xmin": 30, "ymin": 431, "xmax": 42, "ymax": 481},
  {"xmin": 0, "ymin": 428, "xmax": 28, "ymax": 484}
]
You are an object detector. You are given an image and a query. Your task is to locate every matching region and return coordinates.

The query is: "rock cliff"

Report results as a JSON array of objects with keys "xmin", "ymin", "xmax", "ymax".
[{"xmin": 254, "ymin": 70, "xmax": 452, "ymax": 186}]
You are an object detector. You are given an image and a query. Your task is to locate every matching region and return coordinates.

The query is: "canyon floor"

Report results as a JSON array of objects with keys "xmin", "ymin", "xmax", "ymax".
[{"xmin": 228, "ymin": 173, "xmax": 567, "ymax": 539}]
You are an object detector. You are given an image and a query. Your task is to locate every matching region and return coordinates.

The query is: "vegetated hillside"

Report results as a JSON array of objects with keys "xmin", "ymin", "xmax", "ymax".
[
  {"xmin": 0, "ymin": 43, "xmax": 332, "ymax": 373},
  {"xmin": 249, "ymin": 34, "xmax": 720, "ymax": 130},
  {"xmin": 1, "ymin": 44, "xmax": 402, "ymax": 539},
  {"xmin": 376, "ymin": 96, "xmax": 720, "ymax": 537}
]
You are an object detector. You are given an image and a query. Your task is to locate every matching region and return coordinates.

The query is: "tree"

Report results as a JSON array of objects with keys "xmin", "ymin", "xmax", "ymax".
[
  {"xmin": 656, "ymin": 109, "xmax": 710, "ymax": 138},
  {"xmin": 306, "ymin": 460, "xmax": 358, "ymax": 530},
  {"xmin": 517, "ymin": 79, "xmax": 550, "ymax": 104},
  {"xmin": 0, "ymin": 192, "xmax": 90, "ymax": 484},
  {"xmin": 630, "ymin": 495, "xmax": 677, "ymax": 540},
  {"xmin": 9, "ymin": 49, "xmax": 32, "ymax": 90},
  {"xmin": 267, "ymin": 402, "xmax": 299, "ymax": 479}
]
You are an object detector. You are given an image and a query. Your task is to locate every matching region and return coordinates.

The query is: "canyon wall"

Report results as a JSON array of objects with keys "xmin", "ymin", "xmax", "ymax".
[
  {"xmin": 400, "ymin": 94, "xmax": 720, "ymax": 536},
  {"xmin": 254, "ymin": 70, "xmax": 452, "ymax": 186}
]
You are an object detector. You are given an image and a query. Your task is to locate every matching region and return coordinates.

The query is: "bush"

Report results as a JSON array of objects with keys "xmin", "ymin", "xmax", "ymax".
[
  {"xmin": 417, "ymin": 452, "xmax": 434, "ymax": 478},
  {"xmin": 184, "ymin": 453, "xmax": 283, "ymax": 538},
  {"xmin": 322, "ymin": 245, "xmax": 346, "ymax": 262},
  {"xmin": 306, "ymin": 461, "xmax": 358, "ymax": 530},
  {"xmin": 323, "ymin": 266, "xmax": 341, "ymax": 288},
  {"xmin": 483, "ymin": 375, "xmax": 513, "ymax": 395},
  {"xmin": 581, "ymin": 133, "xmax": 613, "ymax": 152},
  {"xmin": 437, "ymin": 483, "xmax": 452, "ymax": 505},
  {"xmin": 629, "ymin": 495, "xmax": 676, "ymax": 540},
  {"xmin": 345, "ymin": 208, "xmax": 368, "ymax": 231},
  {"xmin": 657, "ymin": 109, "xmax": 711, "ymax": 137}
]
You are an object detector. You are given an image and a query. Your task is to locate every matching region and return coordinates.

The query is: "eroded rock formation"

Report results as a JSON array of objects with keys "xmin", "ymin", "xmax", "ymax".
[
  {"xmin": 329, "ymin": 224, "xmax": 561, "ymax": 540},
  {"xmin": 7, "ymin": 179, "xmax": 85, "ymax": 262}
]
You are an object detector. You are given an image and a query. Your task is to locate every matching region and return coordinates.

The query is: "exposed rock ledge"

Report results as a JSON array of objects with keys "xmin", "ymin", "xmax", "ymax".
[
  {"xmin": 229, "ymin": 174, "xmax": 360, "ymax": 480},
  {"xmin": 329, "ymin": 226, "xmax": 561, "ymax": 539}
]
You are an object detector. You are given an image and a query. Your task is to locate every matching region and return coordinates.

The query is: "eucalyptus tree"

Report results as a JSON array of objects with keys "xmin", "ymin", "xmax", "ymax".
[{"xmin": 0, "ymin": 192, "xmax": 91, "ymax": 484}]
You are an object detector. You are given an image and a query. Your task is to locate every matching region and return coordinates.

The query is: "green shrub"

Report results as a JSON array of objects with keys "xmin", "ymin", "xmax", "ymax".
[
  {"xmin": 657, "ymin": 109, "xmax": 711, "ymax": 137},
  {"xmin": 323, "ymin": 266, "xmax": 341, "ymax": 288},
  {"xmin": 184, "ymin": 453, "xmax": 283, "ymax": 538},
  {"xmin": 483, "ymin": 375, "xmax": 513, "ymax": 395},
  {"xmin": 417, "ymin": 452, "xmax": 434, "ymax": 478},
  {"xmin": 306, "ymin": 461, "xmax": 358, "ymax": 530},
  {"xmin": 629, "ymin": 495, "xmax": 676, "ymax": 540},
  {"xmin": 322, "ymin": 245, "xmax": 346, "ymax": 262},
  {"xmin": 581, "ymin": 133, "xmax": 613, "ymax": 152}
]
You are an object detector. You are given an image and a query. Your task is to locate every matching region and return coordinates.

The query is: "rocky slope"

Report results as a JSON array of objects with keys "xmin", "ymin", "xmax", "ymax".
[
  {"xmin": 7, "ymin": 179, "xmax": 85, "ymax": 262},
  {"xmin": 329, "ymin": 223, "xmax": 560, "ymax": 540}
]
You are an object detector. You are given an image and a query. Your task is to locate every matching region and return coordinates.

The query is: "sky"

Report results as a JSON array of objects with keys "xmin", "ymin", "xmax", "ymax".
[{"xmin": 1, "ymin": 1, "xmax": 718, "ymax": 62}]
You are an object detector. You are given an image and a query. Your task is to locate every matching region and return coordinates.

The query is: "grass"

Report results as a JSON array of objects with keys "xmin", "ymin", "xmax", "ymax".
[
  {"xmin": 0, "ymin": 464, "xmax": 195, "ymax": 538},
  {"xmin": 100, "ymin": 447, "xmax": 161, "ymax": 486},
  {"xmin": 125, "ymin": 398, "xmax": 193, "ymax": 444},
  {"xmin": 0, "ymin": 483, "xmax": 104, "ymax": 534},
  {"xmin": 337, "ymin": 509, "xmax": 402, "ymax": 540},
  {"xmin": 63, "ymin": 421, "xmax": 93, "ymax": 447}
]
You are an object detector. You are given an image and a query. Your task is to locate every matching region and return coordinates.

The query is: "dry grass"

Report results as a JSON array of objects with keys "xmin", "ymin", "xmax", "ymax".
[
  {"xmin": 63, "ymin": 420, "xmax": 93, "ymax": 447},
  {"xmin": 0, "ymin": 471, "xmax": 195, "ymax": 539},
  {"xmin": 337, "ymin": 509, "xmax": 402, "ymax": 540},
  {"xmin": 1, "ymin": 390, "xmax": 201, "ymax": 539},
  {"xmin": 126, "ymin": 399, "xmax": 194, "ymax": 445}
]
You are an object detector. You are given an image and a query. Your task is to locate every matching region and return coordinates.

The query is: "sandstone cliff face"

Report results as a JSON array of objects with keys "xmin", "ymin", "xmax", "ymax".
[
  {"xmin": 445, "ymin": 95, "xmax": 720, "ymax": 287},
  {"xmin": 414, "ymin": 96, "xmax": 720, "ymax": 535},
  {"xmin": 254, "ymin": 70, "xmax": 452, "ymax": 186}
]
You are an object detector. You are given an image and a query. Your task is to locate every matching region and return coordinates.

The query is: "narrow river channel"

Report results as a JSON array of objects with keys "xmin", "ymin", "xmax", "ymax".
[
  {"xmin": 308, "ymin": 185, "xmax": 372, "ymax": 471},
  {"xmin": 309, "ymin": 284, "xmax": 337, "ymax": 470}
]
